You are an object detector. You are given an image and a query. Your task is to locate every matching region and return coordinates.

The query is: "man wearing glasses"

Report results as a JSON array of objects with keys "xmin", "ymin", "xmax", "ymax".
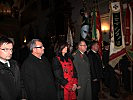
[
  {"xmin": 73, "ymin": 40, "xmax": 92, "ymax": 100},
  {"xmin": 0, "ymin": 36, "xmax": 21, "ymax": 100},
  {"xmin": 21, "ymin": 39, "xmax": 57, "ymax": 100}
]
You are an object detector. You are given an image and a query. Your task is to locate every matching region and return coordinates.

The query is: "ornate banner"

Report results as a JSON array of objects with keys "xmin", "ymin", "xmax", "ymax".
[
  {"xmin": 111, "ymin": 2, "xmax": 123, "ymax": 48},
  {"xmin": 109, "ymin": 2, "xmax": 126, "ymax": 67},
  {"xmin": 113, "ymin": 12, "xmax": 122, "ymax": 47}
]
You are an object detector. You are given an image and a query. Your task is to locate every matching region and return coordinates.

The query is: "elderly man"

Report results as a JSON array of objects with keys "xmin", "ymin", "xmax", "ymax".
[
  {"xmin": 21, "ymin": 39, "xmax": 57, "ymax": 100},
  {"xmin": 73, "ymin": 40, "xmax": 92, "ymax": 100},
  {"xmin": 0, "ymin": 36, "xmax": 20, "ymax": 100}
]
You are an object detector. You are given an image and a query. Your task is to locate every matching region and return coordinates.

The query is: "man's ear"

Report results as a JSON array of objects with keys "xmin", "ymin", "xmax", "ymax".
[{"xmin": 33, "ymin": 48, "xmax": 36, "ymax": 52}]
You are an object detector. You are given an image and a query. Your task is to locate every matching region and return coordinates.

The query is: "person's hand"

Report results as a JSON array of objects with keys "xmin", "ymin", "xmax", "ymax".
[
  {"xmin": 114, "ymin": 69, "xmax": 121, "ymax": 75},
  {"xmin": 77, "ymin": 86, "xmax": 81, "ymax": 89},
  {"xmin": 72, "ymin": 84, "xmax": 77, "ymax": 91},
  {"xmin": 93, "ymin": 79, "xmax": 98, "ymax": 82},
  {"xmin": 61, "ymin": 85, "xmax": 64, "ymax": 88}
]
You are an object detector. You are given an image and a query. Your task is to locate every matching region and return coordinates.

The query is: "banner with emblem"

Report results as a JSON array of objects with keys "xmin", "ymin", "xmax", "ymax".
[{"xmin": 109, "ymin": 2, "xmax": 126, "ymax": 67}]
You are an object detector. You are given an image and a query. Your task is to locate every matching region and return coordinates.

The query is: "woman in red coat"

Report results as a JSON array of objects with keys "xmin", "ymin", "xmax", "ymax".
[{"xmin": 52, "ymin": 42, "xmax": 78, "ymax": 100}]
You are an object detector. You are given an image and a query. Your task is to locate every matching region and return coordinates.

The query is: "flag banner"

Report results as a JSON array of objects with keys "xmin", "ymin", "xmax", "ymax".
[
  {"xmin": 126, "ymin": 3, "xmax": 133, "ymax": 61},
  {"xmin": 109, "ymin": 2, "xmax": 126, "ymax": 67},
  {"xmin": 92, "ymin": 9, "xmax": 97, "ymax": 40},
  {"xmin": 80, "ymin": 11, "xmax": 91, "ymax": 41},
  {"xmin": 91, "ymin": 8, "xmax": 102, "ymax": 58},
  {"xmin": 125, "ymin": 4, "xmax": 131, "ymax": 46},
  {"xmin": 111, "ymin": 2, "xmax": 123, "ymax": 48},
  {"xmin": 113, "ymin": 12, "xmax": 123, "ymax": 47},
  {"xmin": 67, "ymin": 26, "xmax": 73, "ymax": 52}
]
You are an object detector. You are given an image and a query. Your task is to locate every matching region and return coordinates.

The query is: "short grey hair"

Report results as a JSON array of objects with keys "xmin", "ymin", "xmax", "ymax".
[{"xmin": 29, "ymin": 39, "xmax": 41, "ymax": 51}]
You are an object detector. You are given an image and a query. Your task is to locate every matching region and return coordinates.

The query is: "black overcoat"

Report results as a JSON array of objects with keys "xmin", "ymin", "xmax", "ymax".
[
  {"xmin": 21, "ymin": 54, "xmax": 57, "ymax": 100},
  {"xmin": 87, "ymin": 50, "xmax": 103, "ymax": 80},
  {"xmin": 0, "ymin": 60, "xmax": 20, "ymax": 100}
]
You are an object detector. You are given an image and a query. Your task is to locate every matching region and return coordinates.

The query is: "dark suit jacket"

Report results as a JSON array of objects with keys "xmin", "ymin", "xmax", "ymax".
[
  {"xmin": 0, "ymin": 60, "xmax": 20, "ymax": 100},
  {"xmin": 102, "ymin": 49, "xmax": 109, "ymax": 67},
  {"xmin": 87, "ymin": 50, "xmax": 103, "ymax": 80},
  {"xmin": 21, "ymin": 54, "xmax": 57, "ymax": 100}
]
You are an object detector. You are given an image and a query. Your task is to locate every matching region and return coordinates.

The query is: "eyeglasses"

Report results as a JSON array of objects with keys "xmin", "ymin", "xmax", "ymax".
[
  {"xmin": 80, "ymin": 45, "xmax": 87, "ymax": 46},
  {"xmin": 0, "ymin": 48, "xmax": 13, "ymax": 52},
  {"xmin": 34, "ymin": 46, "xmax": 44, "ymax": 49}
]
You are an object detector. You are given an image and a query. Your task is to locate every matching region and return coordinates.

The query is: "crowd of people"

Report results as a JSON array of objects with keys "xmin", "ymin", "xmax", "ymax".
[{"xmin": 0, "ymin": 36, "xmax": 132, "ymax": 100}]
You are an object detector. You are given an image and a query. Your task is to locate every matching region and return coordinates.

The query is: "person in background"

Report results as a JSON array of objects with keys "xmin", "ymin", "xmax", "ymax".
[
  {"xmin": 0, "ymin": 36, "xmax": 21, "ymax": 100},
  {"xmin": 52, "ymin": 42, "xmax": 78, "ymax": 100},
  {"xmin": 73, "ymin": 40, "xmax": 92, "ymax": 100},
  {"xmin": 87, "ymin": 40, "xmax": 103, "ymax": 100},
  {"xmin": 102, "ymin": 41, "xmax": 119, "ymax": 98},
  {"xmin": 21, "ymin": 39, "xmax": 57, "ymax": 100},
  {"xmin": 119, "ymin": 55, "xmax": 132, "ymax": 92}
]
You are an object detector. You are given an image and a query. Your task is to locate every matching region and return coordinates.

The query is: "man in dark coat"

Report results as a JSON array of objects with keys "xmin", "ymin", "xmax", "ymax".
[
  {"xmin": 0, "ymin": 36, "xmax": 20, "ymax": 100},
  {"xmin": 73, "ymin": 40, "xmax": 92, "ymax": 100},
  {"xmin": 21, "ymin": 39, "xmax": 57, "ymax": 100},
  {"xmin": 87, "ymin": 41, "xmax": 103, "ymax": 100},
  {"xmin": 102, "ymin": 41, "xmax": 119, "ymax": 98},
  {"xmin": 119, "ymin": 55, "xmax": 131, "ymax": 92}
]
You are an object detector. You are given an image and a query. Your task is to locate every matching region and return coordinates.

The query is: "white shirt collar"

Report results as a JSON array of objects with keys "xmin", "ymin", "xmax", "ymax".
[
  {"xmin": 0, "ymin": 58, "xmax": 10, "ymax": 67},
  {"xmin": 91, "ymin": 49, "xmax": 97, "ymax": 53},
  {"xmin": 79, "ymin": 50, "xmax": 84, "ymax": 54},
  {"xmin": 105, "ymin": 48, "xmax": 109, "ymax": 51},
  {"xmin": 6, "ymin": 61, "xmax": 10, "ymax": 67}
]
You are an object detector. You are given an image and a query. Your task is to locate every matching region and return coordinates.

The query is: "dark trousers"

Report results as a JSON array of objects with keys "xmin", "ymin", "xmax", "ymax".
[
  {"xmin": 103, "ymin": 66, "xmax": 119, "ymax": 95},
  {"xmin": 91, "ymin": 80, "xmax": 100, "ymax": 100},
  {"xmin": 122, "ymin": 71, "xmax": 131, "ymax": 92},
  {"xmin": 110, "ymin": 75, "xmax": 118, "ymax": 94}
]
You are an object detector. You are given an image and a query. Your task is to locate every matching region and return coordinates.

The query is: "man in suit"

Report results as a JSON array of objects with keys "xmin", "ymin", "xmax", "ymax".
[
  {"xmin": 21, "ymin": 39, "xmax": 57, "ymax": 100},
  {"xmin": 73, "ymin": 40, "xmax": 92, "ymax": 100},
  {"xmin": 0, "ymin": 36, "xmax": 21, "ymax": 100},
  {"xmin": 87, "ymin": 41, "xmax": 103, "ymax": 100}
]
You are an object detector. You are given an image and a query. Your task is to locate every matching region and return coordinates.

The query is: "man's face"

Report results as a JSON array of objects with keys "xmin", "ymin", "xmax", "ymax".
[
  {"xmin": 33, "ymin": 41, "xmax": 44, "ymax": 57},
  {"xmin": 105, "ymin": 45, "xmax": 109, "ymax": 50},
  {"xmin": 92, "ymin": 43, "xmax": 99, "ymax": 52},
  {"xmin": 0, "ymin": 43, "xmax": 13, "ymax": 61},
  {"xmin": 79, "ymin": 41, "xmax": 87, "ymax": 53}
]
